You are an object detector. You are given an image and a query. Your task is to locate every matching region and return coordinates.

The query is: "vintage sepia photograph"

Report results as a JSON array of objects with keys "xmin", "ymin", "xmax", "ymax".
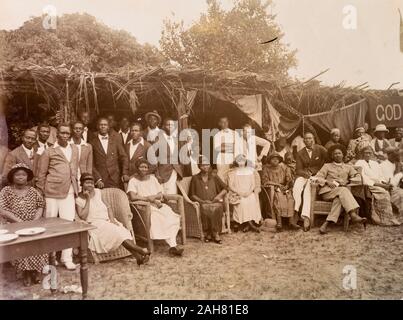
[{"xmin": 0, "ymin": 0, "xmax": 402, "ymax": 304}]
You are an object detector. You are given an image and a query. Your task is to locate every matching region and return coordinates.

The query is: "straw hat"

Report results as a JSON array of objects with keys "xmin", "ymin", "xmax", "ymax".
[
  {"xmin": 268, "ymin": 153, "xmax": 283, "ymax": 163},
  {"xmin": 374, "ymin": 124, "xmax": 389, "ymax": 133},
  {"xmin": 144, "ymin": 110, "xmax": 161, "ymax": 124}
]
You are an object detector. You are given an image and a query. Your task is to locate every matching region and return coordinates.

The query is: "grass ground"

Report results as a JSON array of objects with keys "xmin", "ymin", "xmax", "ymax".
[{"xmin": 1, "ymin": 221, "xmax": 403, "ymax": 300}]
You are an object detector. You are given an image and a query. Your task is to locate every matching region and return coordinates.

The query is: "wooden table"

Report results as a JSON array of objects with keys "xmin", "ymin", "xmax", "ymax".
[{"xmin": 0, "ymin": 218, "xmax": 95, "ymax": 299}]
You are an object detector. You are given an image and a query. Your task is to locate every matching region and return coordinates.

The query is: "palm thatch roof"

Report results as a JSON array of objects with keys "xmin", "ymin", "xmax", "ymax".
[{"xmin": 0, "ymin": 63, "xmax": 398, "ymax": 123}]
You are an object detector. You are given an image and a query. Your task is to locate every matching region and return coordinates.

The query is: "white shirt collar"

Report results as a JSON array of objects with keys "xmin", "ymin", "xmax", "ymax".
[
  {"xmin": 98, "ymin": 134, "xmax": 109, "ymax": 139},
  {"xmin": 37, "ymin": 140, "xmax": 46, "ymax": 147},
  {"xmin": 148, "ymin": 127, "xmax": 160, "ymax": 132},
  {"xmin": 22, "ymin": 144, "xmax": 33, "ymax": 154},
  {"xmin": 119, "ymin": 129, "xmax": 129, "ymax": 134},
  {"xmin": 53, "ymin": 141, "xmax": 70, "ymax": 149},
  {"xmin": 69, "ymin": 138, "xmax": 87, "ymax": 146},
  {"xmin": 129, "ymin": 137, "xmax": 144, "ymax": 146}
]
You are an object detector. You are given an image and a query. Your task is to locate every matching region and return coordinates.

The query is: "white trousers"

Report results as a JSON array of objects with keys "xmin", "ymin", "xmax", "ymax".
[
  {"xmin": 162, "ymin": 170, "xmax": 178, "ymax": 195},
  {"xmin": 45, "ymin": 192, "xmax": 76, "ymax": 263},
  {"xmin": 292, "ymin": 177, "xmax": 312, "ymax": 219}
]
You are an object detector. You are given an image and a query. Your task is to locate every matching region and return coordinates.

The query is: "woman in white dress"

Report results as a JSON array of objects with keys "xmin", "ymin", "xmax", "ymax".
[
  {"xmin": 127, "ymin": 158, "xmax": 184, "ymax": 257},
  {"xmin": 227, "ymin": 154, "xmax": 262, "ymax": 232},
  {"xmin": 75, "ymin": 173, "xmax": 150, "ymax": 266}
]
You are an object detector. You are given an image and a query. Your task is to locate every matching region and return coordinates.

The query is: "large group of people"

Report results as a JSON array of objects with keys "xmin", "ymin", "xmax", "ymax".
[{"xmin": 1, "ymin": 108, "xmax": 403, "ymax": 288}]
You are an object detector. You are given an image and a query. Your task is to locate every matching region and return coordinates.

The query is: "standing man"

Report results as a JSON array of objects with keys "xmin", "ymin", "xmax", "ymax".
[
  {"xmin": 119, "ymin": 116, "xmax": 131, "ymax": 145},
  {"xmin": 370, "ymin": 124, "xmax": 391, "ymax": 162},
  {"xmin": 36, "ymin": 124, "xmax": 80, "ymax": 270},
  {"xmin": 90, "ymin": 117, "xmax": 129, "ymax": 189},
  {"xmin": 213, "ymin": 116, "xmax": 240, "ymax": 181},
  {"xmin": 78, "ymin": 110, "xmax": 95, "ymax": 143},
  {"xmin": 143, "ymin": 110, "xmax": 162, "ymax": 144},
  {"xmin": 34, "ymin": 123, "xmax": 53, "ymax": 156},
  {"xmin": 389, "ymin": 127, "xmax": 403, "ymax": 149},
  {"xmin": 106, "ymin": 114, "xmax": 120, "ymax": 140},
  {"xmin": 2, "ymin": 129, "xmax": 39, "ymax": 186},
  {"xmin": 70, "ymin": 121, "xmax": 93, "ymax": 184},
  {"xmin": 292, "ymin": 132, "xmax": 328, "ymax": 231},
  {"xmin": 125, "ymin": 122, "xmax": 152, "ymax": 176},
  {"xmin": 149, "ymin": 118, "xmax": 183, "ymax": 194}
]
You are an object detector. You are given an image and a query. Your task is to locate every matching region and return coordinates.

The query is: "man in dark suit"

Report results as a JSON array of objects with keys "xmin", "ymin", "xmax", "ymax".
[
  {"xmin": 148, "ymin": 118, "xmax": 183, "ymax": 194},
  {"xmin": 125, "ymin": 122, "xmax": 152, "ymax": 176},
  {"xmin": 34, "ymin": 123, "xmax": 54, "ymax": 156},
  {"xmin": 2, "ymin": 129, "xmax": 39, "ymax": 186},
  {"xmin": 90, "ymin": 117, "xmax": 129, "ymax": 189},
  {"xmin": 292, "ymin": 132, "xmax": 328, "ymax": 231},
  {"xmin": 118, "ymin": 116, "xmax": 131, "ymax": 145},
  {"xmin": 78, "ymin": 110, "xmax": 96, "ymax": 143}
]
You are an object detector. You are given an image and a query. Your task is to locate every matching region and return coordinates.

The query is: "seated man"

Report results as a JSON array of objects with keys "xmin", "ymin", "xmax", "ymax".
[
  {"xmin": 313, "ymin": 144, "xmax": 366, "ymax": 234},
  {"xmin": 292, "ymin": 132, "xmax": 328, "ymax": 231},
  {"xmin": 189, "ymin": 155, "xmax": 227, "ymax": 243},
  {"xmin": 356, "ymin": 146, "xmax": 401, "ymax": 226}
]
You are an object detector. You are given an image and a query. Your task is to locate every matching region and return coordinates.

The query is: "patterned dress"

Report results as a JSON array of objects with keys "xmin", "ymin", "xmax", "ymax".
[
  {"xmin": 0, "ymin": 186, "xmax": 48, "ymax": 272},
  {"xmin": 261, "ymin": 163, "xmax": 294, "ymax": 218}
]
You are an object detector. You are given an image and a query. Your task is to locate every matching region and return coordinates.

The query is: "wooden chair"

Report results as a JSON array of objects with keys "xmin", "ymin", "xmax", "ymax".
[
  {"xmin": 309, "ymin": 167, "xmax": 364, "ymax": 231},
  {"xmin": 130, "ymin": 194, "xmax": 186, "ymax": 253},
  {"xmin": 87, "ymin": 188, "xmax": 134, "ymax": 264},
  {"xmin": 309, "ymin": 183, "xmax": 350, "ymax": 231},
  {"xmin": 177, "ymin": 176, "xmax": 231, "ymax": 241}
]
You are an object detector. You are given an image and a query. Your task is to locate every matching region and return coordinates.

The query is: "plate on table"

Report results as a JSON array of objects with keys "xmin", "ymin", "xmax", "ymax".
[
  {"xmin": 0, "ymin": 229, "xmax": 9, "ymax": 235},
  {"xmin": 15, "ymin": 227, "xmax": 46, "ymax": 236},
  {"xmin": 0, "ymin": 233, "xmax": 18, "ymax": 243}
]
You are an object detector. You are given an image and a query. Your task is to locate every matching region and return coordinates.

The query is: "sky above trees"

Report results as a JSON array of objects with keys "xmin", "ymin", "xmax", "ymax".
[{"xmin": 0, "ymin": 0, "xmax": 402, "ymax": 89}]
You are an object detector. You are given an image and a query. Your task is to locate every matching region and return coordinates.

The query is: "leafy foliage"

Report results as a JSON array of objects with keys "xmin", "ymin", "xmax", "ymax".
[
  {"xmin": 1, "ymin": 13, "xmax": 165, "ymax": 72},
  {"xmin": 160, "ymin": 0, "xmax": 297, "ymax": 80}
]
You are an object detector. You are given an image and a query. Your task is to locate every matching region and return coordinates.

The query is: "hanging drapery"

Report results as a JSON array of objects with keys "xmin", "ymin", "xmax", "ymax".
[
  {"xmin": 233, "ymin": 94, "xmax": 263, "ymax": 127},
  {"xmin": 264, "ymin": 97, "xmax": 301, "ymax": 141},
  {"xmin": 303, "ymin": 98, "xmax": 367, "ymax": 142}
]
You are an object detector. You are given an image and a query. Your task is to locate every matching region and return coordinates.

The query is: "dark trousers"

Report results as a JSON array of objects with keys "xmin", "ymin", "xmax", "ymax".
[{"xmin": 200, "ymin": 203, "xmax": 223, "ymax": 235}]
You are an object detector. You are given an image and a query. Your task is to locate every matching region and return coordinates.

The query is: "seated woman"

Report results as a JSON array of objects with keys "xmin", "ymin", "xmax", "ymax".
[
  {"xmin": 127, "ymin": 158, "xmax": 184, "ymax": 257},
  {"xmin": 346, "ymin": 127, "xmax": 372, "ymax": 163},
  {"xmin": 227, "ymin": 154, "xmax": 262, "ymax": 232},
  {"xmin": 312, "ymin": 144, "xmax": 366, "ymax": 234},
  {"xmin": 189, "ymin": 155, "xmax": 227, "ymax": 244},
  {"xmin": 0, "ymin": 163, "xmax": 48, "ymax": 287},
  {"xmin": 261, "ymin": 153, "xmax": 299, "ymax": 231},
  {"xmin": 380, "ymin": 147, "xmax": 403, "ymax": 222},
  {"xmin": 75, "ymin": 173, "xmax": 150, "ymax": 266},
  {"xmin": 355, "ymin": 146, "xmax": 401, "ymax": 226}
]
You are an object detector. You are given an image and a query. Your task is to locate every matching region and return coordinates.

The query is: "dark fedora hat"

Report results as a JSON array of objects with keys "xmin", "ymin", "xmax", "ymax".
[{"xmin": 7, "ymin": 163, "xmax": 34, "ymax": 183}]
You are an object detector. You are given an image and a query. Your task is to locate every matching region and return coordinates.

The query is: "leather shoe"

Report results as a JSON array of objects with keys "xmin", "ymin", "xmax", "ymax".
[{"xmin": 169, "ymin": 246, "xmax": 184, "ymax": 257}]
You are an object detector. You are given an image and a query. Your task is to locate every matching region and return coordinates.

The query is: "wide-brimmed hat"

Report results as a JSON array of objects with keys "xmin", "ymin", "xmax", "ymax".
[
  {"xmin": 144, "ymin": 110, "xmax": 161, "ymax": 124},
  {"xmin": 374, "ymin": 124, "xmax": 389, "ymax": 133},
  {"xmin": 328, "ymin": 143, "xmax": 347, "ymax": 157},
  {"xmin": 268, "ymin": 153, "xmax": 283, "ymax": 163},
  {"xmin": 7, "ymin": 163, "xmax": 34, "ymax": 183}
]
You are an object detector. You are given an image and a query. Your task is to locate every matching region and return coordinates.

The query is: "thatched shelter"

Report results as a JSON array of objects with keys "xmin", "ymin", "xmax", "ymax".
[{"xmin": 0, "ymin": 63, "xmax": 399, "ymax": 148}]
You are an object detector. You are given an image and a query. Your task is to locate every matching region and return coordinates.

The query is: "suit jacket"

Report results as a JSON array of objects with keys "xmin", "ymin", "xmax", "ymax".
[
  {"xmin": 124, "ymin": 139, "xmax": 153, "ymax": 176},
  {"xmin": 78, "ymin": 143, "xmax": 93, "ymax": 175},
  {"xmin": 2, "ymin": 145, "xmax": 40, "ymax": 186},
  {"xmin": 296, "ymin": 145, "xmax": 328, "ymax": 179},
  {"xmin": 33, "ymin": 141, "xmax": 54, "ymax": 156},
  {"xmin": 148, "ymin": 134, "xmax": 184, "ymax": 184},
  {"xmin": 36, "ymin": 144, "xmax": 79, "ymax": 199},
  {"xmin": 90, "ymin": 135, "xmax": 129, "ymax": 187}
]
